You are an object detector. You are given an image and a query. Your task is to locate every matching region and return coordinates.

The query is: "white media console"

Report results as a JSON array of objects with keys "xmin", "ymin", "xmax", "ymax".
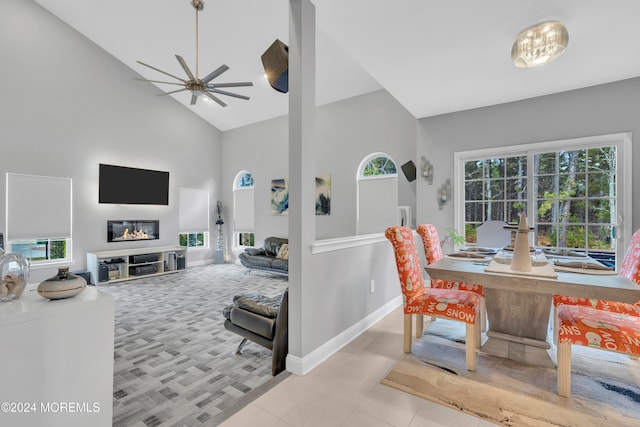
[{"xmin": 86, "ymin": 245, "xmax": 186, "ymax": 284}]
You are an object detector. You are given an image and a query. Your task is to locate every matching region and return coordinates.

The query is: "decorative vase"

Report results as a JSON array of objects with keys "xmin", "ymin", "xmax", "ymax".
[
  {"xmin": 511, "ymin": 212, "xmax": 533, "ymax": 272},
  {"xmin": 37, "ymin": 267, "xmax": 86, "ymax": 300},
  {"xmin": 214, "ymin": 220, "xmax": 225, "ymax": 264},
  {"xmin": 0, "ymin": 252, "xmax": 29, "ymax": 302}
]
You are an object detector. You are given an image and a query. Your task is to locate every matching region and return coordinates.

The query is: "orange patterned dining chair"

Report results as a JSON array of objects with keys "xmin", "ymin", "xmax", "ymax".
[
  {"xmin": 556, "ymin": 229, "xmax": 640, "ymax": 397},
  {"xmin": 557, "ymin": 305, "xmax": 640, "ymax": 397},
  {"xmin": 385, "ymin": 226, "xmax": 481, "ymax": 371},
  {"xmin": 416, "ymin": 224, "xmax": 486, "ymax": 332},
  {"xmin": 553, "ymin": 228, "xmax": 640, "ymax": 344}
]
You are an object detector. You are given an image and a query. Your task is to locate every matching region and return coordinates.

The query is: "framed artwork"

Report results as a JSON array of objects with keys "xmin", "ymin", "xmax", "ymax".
[
  {"xmin": 271, "ymin": 178, "xmax": 289, "ymax": 215},
  {"xmin": 315, "ymin": 174, "xmax": 331, "ymax": 215}
]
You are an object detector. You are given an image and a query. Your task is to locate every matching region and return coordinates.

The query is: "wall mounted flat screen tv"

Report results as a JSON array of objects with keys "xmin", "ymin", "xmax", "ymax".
[{"xmin": 99, "ymin": 164, "xmax": 169, "ymax": 205}]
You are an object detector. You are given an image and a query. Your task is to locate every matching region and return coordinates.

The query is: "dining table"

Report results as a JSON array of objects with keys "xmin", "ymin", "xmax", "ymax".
[{"xmin": 424, "ymin": 252, "xmax": 640, "ymax": 368}]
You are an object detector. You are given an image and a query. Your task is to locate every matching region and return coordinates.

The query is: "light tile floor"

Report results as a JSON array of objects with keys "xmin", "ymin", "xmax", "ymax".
[{"xmin": 220, "ymin": 308, "xmax": 497, "ymax": 427}]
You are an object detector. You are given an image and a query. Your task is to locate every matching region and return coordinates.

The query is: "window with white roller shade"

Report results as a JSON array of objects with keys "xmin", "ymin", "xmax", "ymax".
[
  {"xmin": 6, "ymin": 173, "xmax": 72, "ymax": 263},
  {"xmin": 178, "ymin": 188, "xmax": 209, "ymax": 249},
  {"xmin": 178, "ymin": 188, "xmax": 209, "ymax": 233},
  {"xmin": 6, "ymin": 173, "xmax": 72, "ymax": 240}
]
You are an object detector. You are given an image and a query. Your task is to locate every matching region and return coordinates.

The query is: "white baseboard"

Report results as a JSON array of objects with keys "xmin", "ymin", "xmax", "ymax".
[
  {"xmin": 285, "ymin": 295, "xmax": 402, "ymax": 376},
  {"xmin": 188, "ymin": 259, "xmax": 214, "ymax": 267}
]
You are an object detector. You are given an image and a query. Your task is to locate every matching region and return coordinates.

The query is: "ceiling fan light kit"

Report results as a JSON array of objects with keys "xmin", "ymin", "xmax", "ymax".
[
  {"xmin": 511, "ymin": 21, "xmax": 568, "ymax": 68},
  {"xmin": 136, "ymin": 0, "xmax": 253, "ymax": 107}
]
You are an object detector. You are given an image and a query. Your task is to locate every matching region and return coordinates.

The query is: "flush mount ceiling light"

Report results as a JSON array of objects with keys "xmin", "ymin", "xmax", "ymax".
[
  {"xmin": 511, "ymin": 21, "xmax": 569, "ymax": 68},
  {"xmin": 136, "ymin": 0, "xmax": 253, "ymax": 107}
]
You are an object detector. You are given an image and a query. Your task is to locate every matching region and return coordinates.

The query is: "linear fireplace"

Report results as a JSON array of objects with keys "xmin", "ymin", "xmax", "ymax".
[{"xmin": 107, "ymin": 220, "xmax": 159, "ymax": 242}]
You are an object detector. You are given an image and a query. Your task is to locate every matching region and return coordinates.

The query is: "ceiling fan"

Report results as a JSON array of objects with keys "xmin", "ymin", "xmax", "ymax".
[{"xmin": 136, "ymin": 0, "xmax": 253, "ymax": 107}]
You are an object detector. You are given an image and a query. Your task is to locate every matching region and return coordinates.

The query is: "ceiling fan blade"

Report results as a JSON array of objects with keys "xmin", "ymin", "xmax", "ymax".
[
  {"xmin": 175, "ymin": 55, "xmax": 196, "ymax": 81},
  {"xmin": 137, "ymin": 60, "xmax": 186, "ymax": 82},
  {"xmin": 207, "ymin": 82, "xmax": 254, "ymax": 88},
  {"xmin": 190, "ymin": 94, "xmax": 198, "ymax": 105},
  {"xmin": 134, "ymin": 78, "xmax": 185, "ymax": 86},
  {"xmin": 204, "ymin": 92, "xmax": 227, "ymax": 107},
  {"xmin": 158, "ymin": 88, "xmax": 189, "ymax": 96},
  {"xmin": 209, "ymin": 88, "xmax": 250, "ymax": 101},
  {"xmin": 201, "ymin": 65, "xmax": 229, "ymax": 84}
]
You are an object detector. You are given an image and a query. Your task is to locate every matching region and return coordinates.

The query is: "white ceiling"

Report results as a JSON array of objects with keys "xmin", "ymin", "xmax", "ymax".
[{"xmin": 34, "ymin": 0, "xmax": 640, "ymax": 131}]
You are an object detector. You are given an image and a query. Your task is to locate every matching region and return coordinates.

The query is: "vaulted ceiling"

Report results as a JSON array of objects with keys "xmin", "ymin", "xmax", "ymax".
[{"xmin": 34, "ymin": 0, "xmax": 640, "ymax": 131}]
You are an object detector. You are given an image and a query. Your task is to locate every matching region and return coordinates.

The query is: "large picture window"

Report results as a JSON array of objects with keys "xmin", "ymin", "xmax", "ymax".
[
  {"xmin": 463, "ymin": 155, "xmax": 528, "ymax": 241},
  {"xmin": 454, "ymin": 133, "xmax": 632, "ymax": 266},
  {"xmin": 6, "ymin": 173, "xmax": 72, "ymax": 264},
  {"xmin": 534, "ymin": 146, "xmax": 617, "ymax": 251}
]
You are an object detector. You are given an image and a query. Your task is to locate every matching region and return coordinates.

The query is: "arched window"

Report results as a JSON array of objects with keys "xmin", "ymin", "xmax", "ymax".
[
  {"xmin": 361, "ymin": 154, "xmax": 398, "ymax": 177},
  {"xmin": 237, "ymin": 172, "xmax": 254, "ymax": 188},
  {"xmin": 233, "ymin": 171, "xmax": 255, "ymax": 246},
  {"xmin": 356, "ymin": 153, "xmax": 399, "ymax": 234}
]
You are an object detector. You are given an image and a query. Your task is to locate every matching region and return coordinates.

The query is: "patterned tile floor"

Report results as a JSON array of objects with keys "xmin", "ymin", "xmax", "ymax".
[{"xmin": 98, "ymin": 263, "xmax": 288, "ymax": 426}]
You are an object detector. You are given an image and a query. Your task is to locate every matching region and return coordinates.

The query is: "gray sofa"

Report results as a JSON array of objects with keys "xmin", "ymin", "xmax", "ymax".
[
  {"xmin": 238, "ymin": 237, "xmax": 288, "ymax": 276},
  {"xmin": 222, "ymin": 289, "xmax": 288, "ymax": 376}
]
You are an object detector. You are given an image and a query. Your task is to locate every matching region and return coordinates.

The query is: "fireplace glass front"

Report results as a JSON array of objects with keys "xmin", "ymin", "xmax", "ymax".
[{"xmin": 107, "ymin": 220, "xmax": 159, "ymax": 242}]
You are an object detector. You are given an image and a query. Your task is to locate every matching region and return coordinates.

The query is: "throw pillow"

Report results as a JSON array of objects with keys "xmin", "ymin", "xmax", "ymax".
[{"xmin": 276, "ymin": 243, "xmax": 289, "ymax": 260}]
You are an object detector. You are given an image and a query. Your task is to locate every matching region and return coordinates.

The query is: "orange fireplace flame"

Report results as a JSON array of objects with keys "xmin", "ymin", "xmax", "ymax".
[{"xmin": 120, "ymin": 228, "xmax": 149, "ymax": 240}]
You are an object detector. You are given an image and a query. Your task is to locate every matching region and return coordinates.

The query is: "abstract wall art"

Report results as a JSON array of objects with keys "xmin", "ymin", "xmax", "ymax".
[
  {"xmin": 315, "ymin": 174, "xmax": 331, "ymax": 215},
  {"xmin": 271, "ymin": 178, "xmax": 289, "ymax": 215}
]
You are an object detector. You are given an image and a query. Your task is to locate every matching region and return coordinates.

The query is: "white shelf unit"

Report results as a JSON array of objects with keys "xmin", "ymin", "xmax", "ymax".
[{"xmin": 86, "ymin": 245, "xmax": 186, "ymax": 284}]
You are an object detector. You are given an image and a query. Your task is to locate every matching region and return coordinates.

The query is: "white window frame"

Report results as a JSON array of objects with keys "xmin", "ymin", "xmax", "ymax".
[
  {"xmin": 237, "ymin": 232, "xmax": 255, "ymax": 247},
  {"xmin": 233, "ymin": 170, "xmax": 255, "ymax": 247},
  {"xmin": 453, "ymin": 132, "xmax": 632, "ymax": 266},
  {"xmin": 6, "ymin": 173, "xmax": 73, "ymax": 266},
  {"xmin": 178, "ymin": 187, "xmax": 210, "ymax": 251},
  {"xmin": 356, "ymin": 152, "xmax": 399, "ymax": 235},
  {"xmin": 358, "ymin": 152, "xmax": 399, "ymax": 179},
  {"xmin": 179, "ymin": 232, "xmax": 209, "ymax": 249},
  {"xmin": 9, "ymin": 238, "xmax": 72, "ymax": 266}
]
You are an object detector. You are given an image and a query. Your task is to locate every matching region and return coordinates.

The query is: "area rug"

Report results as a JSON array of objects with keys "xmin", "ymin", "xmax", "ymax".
[
  {"xmin": 98, "ymin": 263, "xmax": 288, "ymax": 426},
  {"xmin": 382, "ymin": 320, "xmax": 640, "ymax": 427}
]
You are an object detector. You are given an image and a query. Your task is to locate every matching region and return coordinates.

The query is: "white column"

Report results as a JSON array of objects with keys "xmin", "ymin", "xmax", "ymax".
[{"xmin": 287, "ymin": 0, "xmax": 316, "ymax": 363}]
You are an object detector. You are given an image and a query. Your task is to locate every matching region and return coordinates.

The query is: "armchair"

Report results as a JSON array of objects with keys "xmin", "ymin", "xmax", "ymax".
[{"xmin": 222, "ymin": 289, "xmax": 288, "ymax": 376}]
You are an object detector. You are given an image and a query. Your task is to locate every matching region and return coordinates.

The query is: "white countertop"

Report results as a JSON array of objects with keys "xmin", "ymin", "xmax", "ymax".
[{"xmin": 0, "ymin": 285, "xmax": 114, "ymax": 327}]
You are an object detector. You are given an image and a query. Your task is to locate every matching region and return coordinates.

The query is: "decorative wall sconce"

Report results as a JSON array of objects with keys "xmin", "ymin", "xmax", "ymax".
[
  {"xmin": 420, "ymin": 156, "xmax": 434, "ymax": 184},
  {"xmin": 437, "ymin": 179, "xmax": 451, "ymax": 209}
]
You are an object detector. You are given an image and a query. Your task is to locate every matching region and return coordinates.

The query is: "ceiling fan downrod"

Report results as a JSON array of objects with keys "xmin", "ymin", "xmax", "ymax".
[{"xmin": 192, "ymin": 0, "xmax": 204, "ymax": 79}]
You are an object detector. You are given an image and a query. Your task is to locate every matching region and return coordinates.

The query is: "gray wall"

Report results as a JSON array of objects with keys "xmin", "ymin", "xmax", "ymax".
[
  {"xmin": 222, "ymin": 89, "xmax": 417, "ymax": 359},
  {"xmin": 222, "ymin": 89, "xmax": 417, "ymax": 244},
  {"xmin": 1, "ymin": 0, "xmax": 223, "ymax": 284},
  {"xmin": 417, "ymin": 77, "xmax": 640, "ymax": 238},
  {"xmin": 222, "ymin": 115, "xmax": 289, "ymax": 244}
]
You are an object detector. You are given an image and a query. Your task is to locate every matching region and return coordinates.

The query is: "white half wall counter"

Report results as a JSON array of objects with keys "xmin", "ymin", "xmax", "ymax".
[{"xmin": 0, "ymin": 286, "xmax": 115, "ymax": 427}]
